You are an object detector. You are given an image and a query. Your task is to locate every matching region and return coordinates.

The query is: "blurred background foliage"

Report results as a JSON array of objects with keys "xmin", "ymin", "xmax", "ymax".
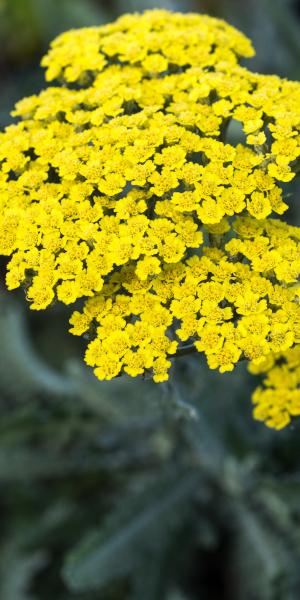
[{"xmin": 1, "ymin": 1, "xmax": 300, "ymax": 598}]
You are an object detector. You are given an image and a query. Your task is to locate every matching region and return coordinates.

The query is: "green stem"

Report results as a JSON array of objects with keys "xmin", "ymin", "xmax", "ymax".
[
  {"xmin": 174, "ymin": 344, "xmax": 197, "ymax": 359},
  {"xmin": 161, "ymin": 373, "xmax": 226, "ymax": 479}
]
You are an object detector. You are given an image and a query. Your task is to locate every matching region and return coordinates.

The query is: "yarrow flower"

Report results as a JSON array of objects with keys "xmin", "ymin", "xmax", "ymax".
[{"xmin": 1, "ymin": 9, "xmax": 300, "ymax": 429}]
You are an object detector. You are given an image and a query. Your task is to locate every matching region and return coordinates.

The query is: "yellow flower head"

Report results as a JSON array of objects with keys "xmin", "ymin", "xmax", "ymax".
[{"xmin": 1, "ymin": 10, "xmax": 300, "ymax": 430}]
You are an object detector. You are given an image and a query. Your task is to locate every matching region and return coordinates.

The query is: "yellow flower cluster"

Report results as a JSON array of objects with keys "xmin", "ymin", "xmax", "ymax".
[
  {"xmin": 1, "ymin": 10, "xmax": 300, "ymax": 428},
  {"xmin": 69, "ymin": 217, "xmax": 300, "ymax": 383},
  {"xmin": 250, "ymin": 348, "xmax": 300, "ymax": 431}
]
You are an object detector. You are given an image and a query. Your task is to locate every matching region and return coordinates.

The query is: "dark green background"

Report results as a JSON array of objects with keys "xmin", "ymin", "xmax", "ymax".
[{"xmin": 1, "ymin": 1, "xmax": 300, "ymax": 598}]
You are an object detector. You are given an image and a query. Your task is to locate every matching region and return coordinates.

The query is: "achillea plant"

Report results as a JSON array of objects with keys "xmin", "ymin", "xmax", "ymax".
[{"xmin": 1, "ymin": 9, "xmax": 300, "ymax": 429}]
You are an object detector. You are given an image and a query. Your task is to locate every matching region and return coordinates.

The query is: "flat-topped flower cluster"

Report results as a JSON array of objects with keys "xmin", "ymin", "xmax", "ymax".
[{"xmin": 1, "ymin": 10, "xmax": 300, "ymax": 429}]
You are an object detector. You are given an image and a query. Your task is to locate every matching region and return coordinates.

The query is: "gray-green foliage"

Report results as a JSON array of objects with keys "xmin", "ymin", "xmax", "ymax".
[
  {"xmin": 0, "ymin": 543, "xmax": 45, "ymax": 600},
  {"xmin": 1, "ymin": 293, "xmax": 300, "ymax": 599},
  {"xmin": 63, "ymin": 467, "xmax": 199, "ymax": 592}
]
